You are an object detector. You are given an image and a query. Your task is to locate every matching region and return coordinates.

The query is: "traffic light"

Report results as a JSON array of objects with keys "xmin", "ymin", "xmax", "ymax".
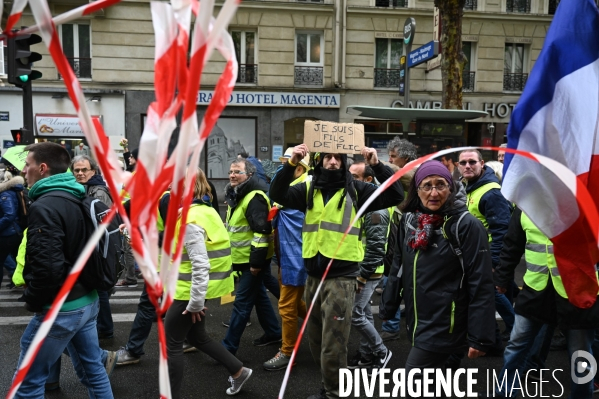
[
  {"xmin": 7, "ymin": 30, "xmax": 43, "ymax": 87},
  {"xmin": 11, "ymin": 128, "xmax": 34, "ymax": 145}
]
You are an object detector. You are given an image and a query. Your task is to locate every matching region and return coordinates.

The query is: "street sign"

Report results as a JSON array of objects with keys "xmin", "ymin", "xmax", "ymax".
[
  {"xmin": 399, "ymin": 56, "xmax": 407, "ymax": 96},
  {"xmin": 0, "ymin": 112, "xmax": 9, "ymax": 121},
  {"xmin": 408, "ymin": 41, "xmax": 440, "ymax": 68}
]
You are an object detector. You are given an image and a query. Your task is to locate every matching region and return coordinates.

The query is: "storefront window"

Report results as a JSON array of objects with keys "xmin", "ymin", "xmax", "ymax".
[
  {"xmin": 284, "ymin": 117, "xmax": 317, "ymax": 149},
  {"xmin": 205, "ymin": 117, "xmax": 257, "ymax": 179}
]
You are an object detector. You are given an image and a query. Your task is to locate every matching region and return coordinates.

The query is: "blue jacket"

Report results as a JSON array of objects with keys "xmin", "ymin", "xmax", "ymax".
[
  {"xmin": 247, "ymin": 156, "xmax": 268, "ymax": 184},
  {"xmin": 0, "ymin": 176, "xmax": 25, "ymax": 237},
  {"xmin": 273, "ymin": 208, "xmax": 307, "ymax": 286},
  {"xmin": 463, "ymin": 165, "xmax": 512, "ymax": 267}
]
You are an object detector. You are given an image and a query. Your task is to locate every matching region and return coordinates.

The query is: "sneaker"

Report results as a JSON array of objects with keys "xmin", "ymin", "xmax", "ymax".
[
  {"xmin": 263, "ymin": 350, "xmax": 290, "ymax": 371},
  {"xmin": 380, "ymin": 331, "xmax": 400, "ymax": 342},
  {"xmin": 104, "ymin": 351, "xmax": 118, "ymax": 377},
  {"xmin": 347, "ymin": 351, "xmax": 372, "ymax": 369},
  {"xmin": 115, "ymin": 347, "xmax": 140, "ymax": 366},
  {"xmin": 253, "ymin": 334, "xmax": 282, "ymax": 347},
  {"xmin": 115, "ymin": 280, "xmax": 138, "ymax": 288},
  {"xmin": 183, "ymin": 341, "xmax": 198, "ymax": 353},
  {"xmin": 222, "ymin": 319, "xmax": 252, "ymax": 328},
  {"xmin": 226, "ymin": 367, "xmax": 252, "ymax": 395},
  {"xmin": 368, "ymin": 348, "xmax": 392, "ymax": 377},
  {"xmin": 375, "ymin": 287, "xmax": 383, "ymax": 294},
  {"xmin": 307, "ymin": 388, "xmax": 327, "ymax": 399}
]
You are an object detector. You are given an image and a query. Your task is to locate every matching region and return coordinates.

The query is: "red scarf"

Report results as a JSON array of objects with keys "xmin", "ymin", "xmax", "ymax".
[{"xmin": 407, "ymin": 212, "xmax": 443, "ymax": 251}]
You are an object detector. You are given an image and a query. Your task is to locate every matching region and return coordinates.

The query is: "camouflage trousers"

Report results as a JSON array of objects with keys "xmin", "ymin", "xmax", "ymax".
[{"xmin": 305, "ymin": 276, "xmax": 356, "ymax": 399}]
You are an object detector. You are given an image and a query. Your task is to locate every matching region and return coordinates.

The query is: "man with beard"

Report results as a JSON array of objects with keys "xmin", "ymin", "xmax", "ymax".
[
  {"xmin": 270, "ymin": 144, "xmax": 403, "ymax": 399},
  {"xmin": 221, "ymin": 158, "xmax": 281, "ymax": 356}
]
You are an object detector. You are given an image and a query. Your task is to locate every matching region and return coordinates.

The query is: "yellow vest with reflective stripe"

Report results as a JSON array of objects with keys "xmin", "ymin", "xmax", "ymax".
[
  {"xmin": 174, "ymin": 204, "xmax": 234, "ymax": 300},
  {"xmin": 12, "ymin": 230, "xmax": 27, "ymax": 287},
  {"xmin": 521, "ymin": 213, "xmax": 572, "ymax": 298},
  {"xmin": 466, "ymin": 182, "xmax": 501, "ymax": 243},
  {"xmin": 303, "ymin": 181, "xmax": 364, "ymax": 262},
  {"xmin": 226, "ymin": 190, "xmax": 274, "ymax": 264}
]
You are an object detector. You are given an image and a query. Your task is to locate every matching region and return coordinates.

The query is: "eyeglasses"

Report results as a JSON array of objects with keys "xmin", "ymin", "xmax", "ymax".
[
  {"xmin": 73, "ymin": 168, "xmax": 91, "ymax": 174},
  {"xmin": 228, "ymin": 170, "xmax": 247, "ymax": 175},
  {"xmin": 458, "ymin": 160, "xmax": 479, "ymax": 166},
  {"xmin": 418, "ymin": 184, "xmax": 448, "ymax": 193}
]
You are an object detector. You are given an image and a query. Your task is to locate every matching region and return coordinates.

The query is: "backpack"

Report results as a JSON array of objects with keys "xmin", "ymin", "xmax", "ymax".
[
  {"xmin": 49, "ymin": 192, "xmax": 124, "ymax": 291},
  {"xmin": 14, "ymin": 190, "xmax": 32, "ymax": 232}
]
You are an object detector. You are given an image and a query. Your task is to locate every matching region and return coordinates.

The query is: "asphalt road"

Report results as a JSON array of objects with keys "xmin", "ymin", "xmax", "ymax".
[{"xmin": 0, "ymin": 262, "xmax": 575, "ymax": 399}]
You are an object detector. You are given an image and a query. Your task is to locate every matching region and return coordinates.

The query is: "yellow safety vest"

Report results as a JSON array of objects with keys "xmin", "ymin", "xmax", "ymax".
[
  {"xmin": 156, "ymin": 191, "xmax": 170, "ymax": 233},
  {"xmin": 12, "ymin": 230, "xmax": 27, "ymax": 287},
  {"xmin": 226, "ymin": 190, "xmax": 274, "ymax": 264},
  {"xmin": 174, "ymin": 204, "xmax": 233, "ymax": 300},
  {"xmin": 466, "ymin": 182, "xmax": 501, "ymax": 243},
  {"xmin": 303, "ymin": 181, "xmax": 364, "ymax": 262},
  {"xmin": 520, "ymin": 213, "xmax": 599, "ymax": 298}
]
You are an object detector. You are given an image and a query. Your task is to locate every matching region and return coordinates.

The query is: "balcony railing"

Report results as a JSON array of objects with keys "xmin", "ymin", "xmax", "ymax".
[
  {"xmin": 59, "ymin": 57, "xmax": 92, "ymax": 79},
  {"xmin": 374, "ymin": 68, "xmax": 400, "ymax": 88},
  {"xmin": 503, "ymin": 72, "xmax": 528, "ymax": 92},
  {"xmin": 237, "ymin": 64, "xmax": 257, "ymax": 84},
  {"xmin": 463, "ymin": 70, "xmax": 475, "ymax": 92},
  {"xmin": 506, "ymin": 0, "xmax": 531, "ymax": 12},
  {"xmin": 464, "ymin": 0, "xmax": 477, "ymax": 10},
  {"xmin": 374, "ymin": 0, "xmax": 407, "ymax": 7},
  {"xmin": 548, "ymin": 0, "xmax": 559, "ymax": 14},
  {"xmin": 294, "ymin": 66, "xmax": 323, "ymax": 86}
]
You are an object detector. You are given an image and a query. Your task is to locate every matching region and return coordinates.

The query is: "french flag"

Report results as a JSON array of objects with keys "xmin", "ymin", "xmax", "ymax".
[{"xmin": 502, "ymin": 0, "xmax": 599, "ymax": 308}]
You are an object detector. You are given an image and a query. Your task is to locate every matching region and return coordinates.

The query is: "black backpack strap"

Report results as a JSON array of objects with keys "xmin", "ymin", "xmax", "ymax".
[{"xmin": 442, "ymin": 211, "xmax": 469, "ymax": 289}]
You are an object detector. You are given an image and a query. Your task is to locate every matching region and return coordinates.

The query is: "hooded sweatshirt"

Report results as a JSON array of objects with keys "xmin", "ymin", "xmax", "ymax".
[{"xmin": 24, "ymin": 173, "xmax": 95, "ymax": 311}]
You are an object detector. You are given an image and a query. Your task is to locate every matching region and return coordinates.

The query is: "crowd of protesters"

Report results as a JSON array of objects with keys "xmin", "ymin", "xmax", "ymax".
[{"xmin": 1, "ymin": 137, "xmax": 598, "ymax": 399}]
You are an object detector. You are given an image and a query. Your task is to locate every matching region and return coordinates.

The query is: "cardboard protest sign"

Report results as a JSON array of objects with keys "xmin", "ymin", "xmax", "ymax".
[{"xmin": 304, "ymin": 120, "xmax": 365, "ymax": 154}]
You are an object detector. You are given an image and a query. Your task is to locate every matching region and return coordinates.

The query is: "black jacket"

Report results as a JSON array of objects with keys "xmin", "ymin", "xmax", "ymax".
[
  {"xmin": 270, "ymin": 161, "xmax": 403, "ymax": 279},
  {"xmin": 23, "ymin": 192, "xmax": 91, "ymax": 310},
  {"xmin": 463, "ymin": 165, "xmax": 512, "ymax": 268},
  {"xmin": 360, "ymin": 208, "xmax": 390, "ymax": 280},
  {"xmin": 495, "ymin": 208, "xmax": 599, "ymax": 329},
  {"xmin": 380, "ymin": 190, "xmax": 496, "ymax": 353},
  {"xmin": 225, "ymin": 175, "xmax": 272, "ymax": 270}
]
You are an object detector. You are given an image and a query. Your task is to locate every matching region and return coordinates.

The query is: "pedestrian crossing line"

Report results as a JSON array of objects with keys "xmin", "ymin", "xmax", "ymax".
[{"xmin": 0, "ymin": 313, "xmax": 138, "ymax": 326}]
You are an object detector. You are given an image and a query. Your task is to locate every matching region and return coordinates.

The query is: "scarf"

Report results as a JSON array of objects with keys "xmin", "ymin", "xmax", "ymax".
[
  {"xmin": 29, "ymin": 173, "xmax": 86, "ymax": 200},
  {"xmin": 407, "ymin": 211, "xmax": 443, "ymax": 251}
]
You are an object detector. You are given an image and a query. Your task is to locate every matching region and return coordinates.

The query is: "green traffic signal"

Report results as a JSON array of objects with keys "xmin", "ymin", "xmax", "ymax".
[{"xmin": 19, "ymin": 75, "xmax": 28, "ymax": 82}]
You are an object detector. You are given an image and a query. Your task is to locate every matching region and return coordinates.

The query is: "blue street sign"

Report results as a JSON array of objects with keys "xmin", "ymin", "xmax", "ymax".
[{"xmin": 407, "ymin": 41, "xmax": 440, "ymax": 68}]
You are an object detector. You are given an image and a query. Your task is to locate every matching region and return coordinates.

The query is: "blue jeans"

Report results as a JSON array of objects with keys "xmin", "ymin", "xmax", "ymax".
[
  {"xmin": 126, "ymin": 284, "xmax": 156, "ymax": 357},
  {"xmin": 496, "ymin": 314, "xmax": 594, "ymax": 398},
  {"xmin": 495, "ymin": 289, "xmax": 516, "ymax": 334},
  {"xmin": 352, "ymin": 280, "xmax": 386, "ymax": 357},
  {"xmin": 524, "ymin": 324, "xmax": 555, "ymax": 371},
  {"xmin": 14, "ymin": 298, "xmax": 113, "ymax": 399},
  {"xmin": 222, "ymin": 269, "xmax": 281, "ymax": 354},
  {"xmin": 47, "ymin": 349, "xmax": 110, "ymax": 385}
]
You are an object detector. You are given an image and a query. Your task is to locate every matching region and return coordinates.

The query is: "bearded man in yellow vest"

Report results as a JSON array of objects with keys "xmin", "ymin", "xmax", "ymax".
[
  {"xmin": 270, "ymin": 144, "xmax": 404, "ymax": 399},
  {"xmin": 487, "ymin": 208, "xmax": 599, "ymax": 399},
  {"xmin": 221, "ymin": 158, "xmax": 281, "ymax": 355},
  {"xmin": 458, "ymin": 149, "xmax": 514, "ymax": 353}
]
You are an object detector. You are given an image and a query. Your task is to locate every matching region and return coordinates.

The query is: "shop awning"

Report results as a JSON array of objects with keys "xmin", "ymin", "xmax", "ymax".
[{"xmin": 346, "ymin": 106, "xmax": 488, "ymax": 121}]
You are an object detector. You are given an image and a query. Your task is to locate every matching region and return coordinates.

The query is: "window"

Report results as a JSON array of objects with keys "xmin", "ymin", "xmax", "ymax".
[
  {"xmin": 0, "ymin": 42, "xmax": 5, "ymax": 75},
  {"xmin": 462, "ymin": 42, "xmax": 475, "ymax": 92},
  {"xmin": 375, "ymin": 0, "xmax": 407, "ymax": 7},
  {"xmin": 232, "ymin": 31, "xmax": 256, "ymax": 84},
  {"xmin": 503, "ymin": 43, "xmax": 528, "ymax": 91},
  {"xmin": 506, "ymin": 0, "xmax": 531, "ymax": 13},
  {"xmin": 60, "ymin": 23, "xmax": 91, "ymax": 79},
  {"xmin": 295, "ymin": 32, "xmax": 324, "ymax": 86},
  {"xmin": 464, "ymin": 0, "xmax": 477, "ymax": 9},
  {"xmin": 374, "ymin": 38, "xmax": 402, "ymax": 88}
]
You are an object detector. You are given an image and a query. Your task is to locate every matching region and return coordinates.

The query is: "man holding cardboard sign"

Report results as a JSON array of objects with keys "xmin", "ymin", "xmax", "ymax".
[{"xmin": 270, "ymin": 143, "xmax": 403, "ymax": 399}]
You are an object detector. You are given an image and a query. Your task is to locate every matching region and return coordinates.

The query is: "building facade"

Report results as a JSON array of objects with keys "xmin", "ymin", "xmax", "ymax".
[{"xmin": 0, "ymin": 0, "xmax": 570, "ymax": 178}]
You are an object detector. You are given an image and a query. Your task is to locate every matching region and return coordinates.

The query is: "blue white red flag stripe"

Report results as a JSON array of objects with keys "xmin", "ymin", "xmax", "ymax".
[{"xmin": 502, "ymin": 0, "xmax": 599, "ymax": 308}]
